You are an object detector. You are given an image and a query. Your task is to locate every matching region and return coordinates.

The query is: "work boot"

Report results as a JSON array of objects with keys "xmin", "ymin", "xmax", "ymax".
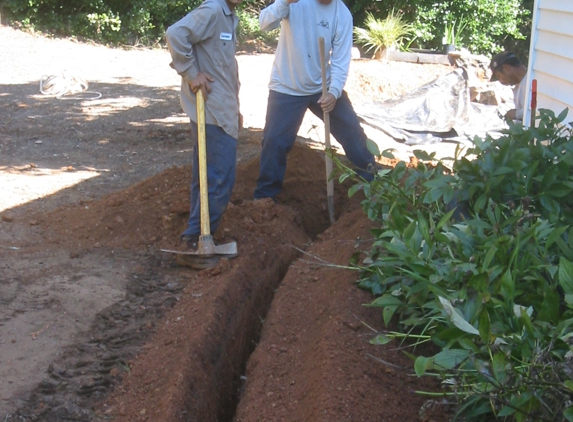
[{"xmin": 181, "ymin": 234, "xmax": 199, "ymax": 252}]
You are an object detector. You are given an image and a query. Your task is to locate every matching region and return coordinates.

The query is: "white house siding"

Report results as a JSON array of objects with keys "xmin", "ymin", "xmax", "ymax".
[{"xmin": 524, "ymin": 0, "xmax": 573, "ymax": 126}]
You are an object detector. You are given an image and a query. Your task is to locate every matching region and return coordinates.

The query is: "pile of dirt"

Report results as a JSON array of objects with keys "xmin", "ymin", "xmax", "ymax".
[{"xmin": 34, "ymin": 141, "xmax": 358, "ymax": 253}]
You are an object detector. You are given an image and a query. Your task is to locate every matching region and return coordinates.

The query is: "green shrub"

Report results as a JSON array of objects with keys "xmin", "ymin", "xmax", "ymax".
[
  {"xmin": 353, "ymin": 10, "xmax": 413, "ymax": 58},
  {"xmin": 236, "ymin": 9, "xmax": 278, "ymax": 46},
  {"xmin": 343, "ymin": 109, "xmax": 573, "ymax": 421},
  {"xmin": 345, "ymin": 0, "xmax": 532, "ymax": 55}
]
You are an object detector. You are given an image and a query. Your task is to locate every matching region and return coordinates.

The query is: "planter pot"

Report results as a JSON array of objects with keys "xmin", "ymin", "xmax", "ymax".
[
  {"xmin": 373, "ymin": 45, "xmax": 396, "ymax": 60},
  {"xmin": 443, "ymin": 43, "xmax": 456, "ymax": 54}
]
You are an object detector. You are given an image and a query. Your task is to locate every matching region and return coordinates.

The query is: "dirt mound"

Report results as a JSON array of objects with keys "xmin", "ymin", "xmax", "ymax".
[{"xmin": 35, "ymin": 142, "xmax": 357, "ymax": 252}]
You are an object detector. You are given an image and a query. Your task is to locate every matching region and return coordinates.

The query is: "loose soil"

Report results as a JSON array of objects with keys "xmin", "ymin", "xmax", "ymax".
[{"xmin": 0, "ymin": 24, "xmax": 455, "ymax": 421}]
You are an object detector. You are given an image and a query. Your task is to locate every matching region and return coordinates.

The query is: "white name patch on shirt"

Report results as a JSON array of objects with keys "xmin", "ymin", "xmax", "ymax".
[{"xmin": 220, "ymin": 32, "xmax": 232, "ymax": 41}]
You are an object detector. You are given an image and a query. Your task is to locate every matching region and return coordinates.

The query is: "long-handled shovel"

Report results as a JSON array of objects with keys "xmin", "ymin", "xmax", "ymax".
[
  {"xmin": 318, "ymin": 37, "xmax": 336, "ymax": 224},
  {"xmin": 162, "ymin": 89, "xmax": 238, "ymax": 270}
]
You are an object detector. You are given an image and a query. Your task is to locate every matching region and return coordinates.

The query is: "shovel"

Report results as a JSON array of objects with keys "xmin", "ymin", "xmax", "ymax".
[
  {"xmin": 318, "ymin": 37, "xmax": 336, "ymax": 224},
  {"xmin": 162, "ymin": 89, "xmax": 238, "ymax": 269}
]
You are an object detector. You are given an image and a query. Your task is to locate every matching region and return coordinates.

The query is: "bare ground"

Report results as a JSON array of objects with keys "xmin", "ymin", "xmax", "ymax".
[{"xmin": 0, "ymin": 24, "xmax": 455, "ymax": 421}]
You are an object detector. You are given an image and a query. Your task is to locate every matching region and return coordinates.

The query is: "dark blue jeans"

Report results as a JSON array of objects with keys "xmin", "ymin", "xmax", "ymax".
[
  {"xmin": 182, "ymin": 123, "xmax": 237, "ymax": 238},
  {"xmin": 254, "ymin": 90, "xmax": 375, "ymax": 199}
]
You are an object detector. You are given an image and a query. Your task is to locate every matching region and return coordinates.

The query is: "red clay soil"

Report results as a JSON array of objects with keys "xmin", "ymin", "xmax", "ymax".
[
  {"xmin": 63, "ymin": 146, "xmax": 448, "ymax": 422},
  {"xmin": 27, "ymin": 142, "xmax": 451, "ymax": 421},
  {"xmin": 98, "ymin": 197, "xmax": 311, "ymax": 422},
  {"xmin": 234, "ymin": 208, "xmax": 452, "ymax": 422},
  {"xmin": 35, "ymin": 136, "xmax": 353, "ymax": 252}
]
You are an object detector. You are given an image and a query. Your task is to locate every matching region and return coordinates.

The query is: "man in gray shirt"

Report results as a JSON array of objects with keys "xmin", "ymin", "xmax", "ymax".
[{"xmin": 166, "ymin": 0, "xmax": 242, "ymax": 249}]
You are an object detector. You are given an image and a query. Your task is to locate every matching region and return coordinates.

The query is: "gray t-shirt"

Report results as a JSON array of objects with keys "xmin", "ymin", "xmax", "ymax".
[
  {"xmin": 259, "ymin": 0, "xmax": 353, "ymax": 99},
  {"xmin": 166, "ymin": 0, "xmax": 240, "ymax": 139}
]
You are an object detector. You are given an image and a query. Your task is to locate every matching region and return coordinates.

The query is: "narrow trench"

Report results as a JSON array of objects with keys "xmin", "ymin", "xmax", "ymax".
[{"xmin": 209, "ymin": 213, "xmax": 335, "ymax": 422}]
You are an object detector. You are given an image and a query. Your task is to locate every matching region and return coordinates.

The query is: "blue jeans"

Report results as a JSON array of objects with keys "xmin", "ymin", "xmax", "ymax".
[
  {"xmin": 254, "ymin": 90, "xmax": 375, "ymax": 199},
  {"xmin": 182, "ymin": 123, "xmax": 237, "ymax": 238}
]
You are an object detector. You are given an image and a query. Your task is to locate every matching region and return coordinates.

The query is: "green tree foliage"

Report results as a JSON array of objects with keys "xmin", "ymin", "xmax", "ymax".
[
  {"xmin": 0, "ymin": 0, "xmax": 274, "ymax": 46},
  {"xmin": 0, "ymin": 0, "xmax": 203, "ymax": 44},
  {"xmin": 0, "ymin": 0, "xmax": 531, "ymax": 54},
  {"xmin": 346, "ymin": 0, "xmax": 533, "ymax": 55}
]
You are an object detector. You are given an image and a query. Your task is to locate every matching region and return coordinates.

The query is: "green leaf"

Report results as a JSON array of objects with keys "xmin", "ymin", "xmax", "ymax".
[
  {"xmin": 564, "ymin": 380, "xmax": 573, "ymax": 393},
  {"xmin": 500, "ymin": 269, "xmax": 514, "ymax": 302},
  {"xmin": 540, "ymin": 165, "xmax": 559, "ymax": 191},
  {"xmin": 546, "ymin": 226, "xmax": 568, "ymax": 250},
  {"xmin": 478, "ymin": 309, "xmax": 491, "ymax": 344},
  {"xmin": 414, "ymin": 355, "xmax": 431, "ymax": 376},
  {"xmin": 498, "ymin": 405, "xmax": 515, "ymax": 417},
  {"xmin": 465, "ymin": 219, "xmax": 492, "ymax": 229},
  {"xmin": 540, "ymin": 194, "xmax": 560, "ymax": 215},
  {"xmin": 482, "ymin": 246, "xmax": 497, "ymax": 272},
  {"xmin": 564, "ymin": 406, "xmax": 573, "ymax": 422},
  {"xmin": 557, "ymin": 107, "xmax": 569, "ymax": 123},
  {"xmin": 366, "ymin": 138, "xmax": 380, "ymax": 156},
  {"xmin": 492, "ymin": 352, "xmax": 509, "ymax": 386},
  {"xmin": 433, "ymin": 349, "xmax": 469, "ymax": 370},
  {"xmin": 370, "ymin": 294, "xmax": 404, "ymax": 308},
  {"xmin": 458, "ymin": 337, "xmax": 479, "ymax": 352},
  {"xmin": 370, "ymin": 334, "xmax": 393, "ymax": 345},
  {"xmin": 474, "ymin": 194, "xmax": 487, "ymax": 214},
  {"xmin": 381, "ymin": 149, "xmax": 396, "ymax": 160},
  {"xmin": 348, "ymin": 184, "xmax": 362, "ymax": 197},
  {"xmin": 417, "ymin": 212, "xmax": 430, "ymax": 245},
  {"xmin": 537, "ymin": 288, "xmax": 560, "ymax": 323},
  {"xmin": 547, "ymin": 183, "xmax": 573, "ymax": 197},
  {"xmin": 383, "ymin": 305, "xmax": 398, "ymax": 326},
  {"xmin": 439, "ymin": 296, "xmax": 479, "ymax": 335},
  {"xmin": 560, "ymin": 257, "xmax": 573, "ymax": 295},
  {"xmin": 413, "ymin": 149, "xmax": 434, "ymax": 161},
  {"xmin": 424, "ymin": 187, "xmax": 447, "ymax": 203},
  {"xmin": 436, "ymin": 208, "xmax": 455, "ymax": 230},
  {"xmin": 492, "ymin": 166, "xmax": 514, "ymax": 176}
]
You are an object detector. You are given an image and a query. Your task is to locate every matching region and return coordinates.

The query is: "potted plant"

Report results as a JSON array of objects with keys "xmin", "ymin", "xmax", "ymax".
[
  {"xmin": 353, "ymin": 10, "xmax": 413, "ymax": 60},
  {"xmin": 442, "ymin": 18, "xmax": 466, "ymax": 53}
]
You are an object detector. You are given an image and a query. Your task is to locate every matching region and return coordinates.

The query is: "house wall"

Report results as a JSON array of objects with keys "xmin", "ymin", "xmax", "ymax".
[{"xmin": 524, "ymin": 0, "xmax": 573, "ymax": 126}]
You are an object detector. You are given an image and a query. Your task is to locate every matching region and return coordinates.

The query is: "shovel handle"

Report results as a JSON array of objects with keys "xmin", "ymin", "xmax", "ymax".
[
  {"xmin": 318, "ymin": 37, "xmax": 335, "ymax": 224},
  {"xmin": 196, "ymin": 90, "xmax": 211, "ymax": 236}
]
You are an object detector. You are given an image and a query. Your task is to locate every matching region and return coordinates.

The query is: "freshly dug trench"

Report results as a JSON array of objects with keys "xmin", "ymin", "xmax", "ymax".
[
  {"xmin": 100, "ymin": 199, "xmax": 312, "ymax": 421},
  {"xmin": 234, "ymin": 209, "xmax": 453, "ymax": 422},
  {"xmin": 10, "ymin": 142, "xmax": 362, "ymax": 420},
  {"xmin": 94, "ymin": 143, "xmax": 358, "ymax": 421}
]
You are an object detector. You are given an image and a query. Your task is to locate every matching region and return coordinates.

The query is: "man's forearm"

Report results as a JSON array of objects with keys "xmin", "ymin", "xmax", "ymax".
[{"xmin": 259, "ymin": 0, "xmax": 291, "ymax": 31}]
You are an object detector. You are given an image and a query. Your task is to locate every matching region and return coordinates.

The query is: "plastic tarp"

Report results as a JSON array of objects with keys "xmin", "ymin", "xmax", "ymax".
[{"xmin": 355, "ymin": 68, "xmax": 508, "ymax": 145}]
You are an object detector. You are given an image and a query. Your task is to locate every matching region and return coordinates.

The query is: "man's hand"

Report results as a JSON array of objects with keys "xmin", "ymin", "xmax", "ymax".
[
  {"xmin": 189, "ymin": 72, "xmax": 214, "ymax": 100},
  {"xmin": 318, "ymin": 92, "xmax": 336, "ymax": 113},
  {"xmin": 239, "ymin": 113, "xmax": 243, "ymax": 130},
  {"xmin": 504, "ymin": 109, "xmax": 517, "ymax": 121}
]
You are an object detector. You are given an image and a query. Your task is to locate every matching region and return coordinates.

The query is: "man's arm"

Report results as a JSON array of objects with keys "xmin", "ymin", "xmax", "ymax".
[
  {"xmin": 504, "ymin": 109, "xmax": 520, "ymax": 121},
  {"xmin": 259, "ymin": 0, "xmax": 294, "ymax": 32},
  {"xmin": 165, "ymin": 6, "xmax": 216, "ymax": 96},
  {"xmin": 327, "ymin": 10, "xmax": 353, "ymax": 99}
]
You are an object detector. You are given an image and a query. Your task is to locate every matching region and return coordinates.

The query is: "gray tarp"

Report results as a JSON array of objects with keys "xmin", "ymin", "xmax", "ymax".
[{"xmin": 355, "ymin": 68, "xmax": 508, "ymax": 145}]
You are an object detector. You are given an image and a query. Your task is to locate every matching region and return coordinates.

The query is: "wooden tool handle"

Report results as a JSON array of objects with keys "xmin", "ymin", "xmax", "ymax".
[
  {"xmin": 196, "ymin": 90, "xmax": 211, "ymax": 236},
  {"xmin": 318, "ymin": 37, "xmax": 335, "ymax": 224}
]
